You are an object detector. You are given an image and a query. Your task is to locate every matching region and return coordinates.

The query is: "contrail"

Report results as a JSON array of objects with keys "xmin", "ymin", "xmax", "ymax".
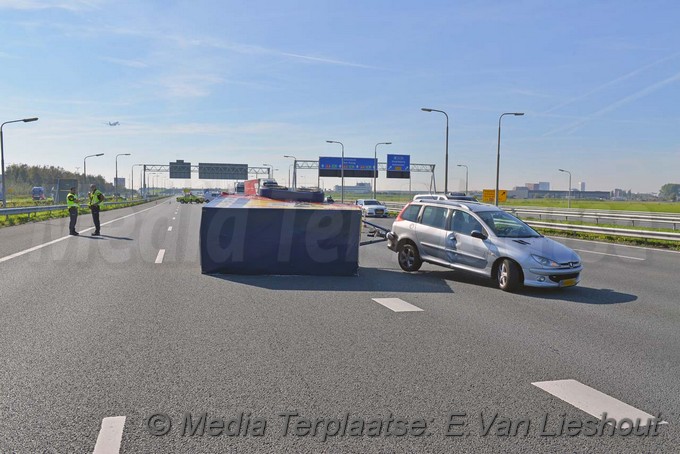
[
  {"xmin": 544, "ymin": 70, "xmax": 680, "ymax": 136},
  {"xmin": 544, "ymin": 52, "xmax": 680, "ymax": 114}
]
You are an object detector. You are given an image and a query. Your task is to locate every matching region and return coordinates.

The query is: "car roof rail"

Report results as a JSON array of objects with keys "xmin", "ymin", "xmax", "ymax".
[{"xmin": 426, "ymin": 199, "xmax": 489, "ymax": 211}]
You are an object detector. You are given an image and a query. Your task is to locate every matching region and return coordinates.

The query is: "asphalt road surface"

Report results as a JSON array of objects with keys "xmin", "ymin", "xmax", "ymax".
[{"xmin": 1, "ymin": 201, "xmax": 678, "ymax": 453}]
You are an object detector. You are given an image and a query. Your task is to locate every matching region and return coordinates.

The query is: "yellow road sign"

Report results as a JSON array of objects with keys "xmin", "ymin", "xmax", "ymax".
[{"xmin": 482, "ymin": 189, "xmax": 507, "ymax": 203}]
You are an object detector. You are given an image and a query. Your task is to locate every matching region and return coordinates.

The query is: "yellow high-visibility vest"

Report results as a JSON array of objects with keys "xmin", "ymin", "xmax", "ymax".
[
  {"xmin": 89, "ymin": 189, "xmax": 104, "ymax": 206},
  {"xmin": 67, "ymin": 193, "xmax": 78, "ymax": 209}
]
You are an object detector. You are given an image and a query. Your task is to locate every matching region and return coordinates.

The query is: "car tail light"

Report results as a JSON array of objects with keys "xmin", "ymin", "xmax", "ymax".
[{"xmin": 396, "ymin": 204, "xmax": 410, "ymax": 221}]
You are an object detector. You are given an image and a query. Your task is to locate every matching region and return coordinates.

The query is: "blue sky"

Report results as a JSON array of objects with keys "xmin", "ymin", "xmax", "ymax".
[{"xmin": 1, "ymin": 0, "xmax": 679, "ymax": 193}]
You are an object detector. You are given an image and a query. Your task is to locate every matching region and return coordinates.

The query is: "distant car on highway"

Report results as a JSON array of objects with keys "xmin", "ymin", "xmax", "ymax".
[
  {"xmin": 387, "ymin": 200, "xmax": 582, "ymax": 291},
  {"xmin": 31, "ymin": 186, "xmax": 46, "ymax": 200},
  {"xmin": 203, "ymin": 191, "xmax": 222, "ymax": 202},
  {"xmin": 355, "ymin": 199, "xmax": 387, "ymax": 217}
]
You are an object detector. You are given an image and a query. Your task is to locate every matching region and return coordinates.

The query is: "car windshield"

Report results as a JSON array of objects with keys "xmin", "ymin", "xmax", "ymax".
[
  {"xmin": 363, "ymin": 200, "xmax": 380, "ymax": 205},
  {"xmin": 476, "ymin": 210, "xmax": 542, "ymax": 238}
]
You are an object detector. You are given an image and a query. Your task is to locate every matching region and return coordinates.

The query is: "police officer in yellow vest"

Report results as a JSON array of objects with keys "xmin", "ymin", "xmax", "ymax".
[
  {"xmin": 88, "ymin": 183, "xmax": 106, "ymax": 236},
  {"xmin": 67, "ymin": 186, "xmax": 79, "ymax": 236}
]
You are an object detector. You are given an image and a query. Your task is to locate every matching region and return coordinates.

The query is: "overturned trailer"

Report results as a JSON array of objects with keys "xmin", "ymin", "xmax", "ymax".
[{"xmin": 200, "ymin": 196, "xmax": 362, "ymax": 276}]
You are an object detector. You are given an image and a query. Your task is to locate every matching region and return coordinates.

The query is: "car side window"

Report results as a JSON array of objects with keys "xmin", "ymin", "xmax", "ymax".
[
  {"xmin": 400, "ymin": 204, "xmax": 421, "ymax": 222},
  {"xmin": 451, "ymin": 210, "xmax": 485, "ymax": 236},
  {"xmin": 420, "ymin": 206, "xmax": 449, "ymax": 230}
]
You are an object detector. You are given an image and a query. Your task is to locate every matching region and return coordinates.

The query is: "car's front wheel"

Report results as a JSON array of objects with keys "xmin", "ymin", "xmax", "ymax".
[
  {"xmin": 497, "ymin": 258, "xmax": 521, "ymax": 292},
  {"xmin": 398, "ymin": 242, "xmax": 422, "ymax": 272}
]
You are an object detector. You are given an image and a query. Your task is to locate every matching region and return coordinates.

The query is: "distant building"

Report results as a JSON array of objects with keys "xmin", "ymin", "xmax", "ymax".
[
  {"xmin": 508, "ymin": 188, "xmax": 610, "ymax": 200},
  {"xmin": 538, "ymin": 181, "xmax": 550, "ymax": 191},
  {"xmin": 526, "ymin": 183, "xmax": 539, "ymax": 190},
  {"xmin": 333, "ymin": 182, "xmax": 372, "ymax": 193},
  {"xmin": 579, "ymin": 181, "xmax": 586, "ymax": 192},
  {"xmin": 510, "ymin": 186, "xmax": 529, "ymax": 199}
]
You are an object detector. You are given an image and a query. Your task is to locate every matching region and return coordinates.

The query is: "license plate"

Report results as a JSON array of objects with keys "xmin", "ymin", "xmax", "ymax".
[{"xmin": 560, "ymin": 278, "xmax": 577, "ymax": 287}]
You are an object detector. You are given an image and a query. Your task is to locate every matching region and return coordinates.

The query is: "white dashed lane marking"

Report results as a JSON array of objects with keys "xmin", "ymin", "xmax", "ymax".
[
  {"xmin": 167, "ymin": 226, "xmax": 172, "ymax": 231},
  {"xmin": 155, "ymin": 249, "xmax": 166, "ymax": 264},
  {"xmin": 371, "ymin": 298, "xmax": 423, "ymax": 312},
  {"xmin": 92, "ymin": 416, "xmax": 126, "ymax": 454},
  {"xmin": 532, "ymin": 379, "xmax": 666, "ymax": 427}
]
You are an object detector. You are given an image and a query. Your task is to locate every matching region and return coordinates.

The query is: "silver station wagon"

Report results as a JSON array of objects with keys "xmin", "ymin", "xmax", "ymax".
[{"xmin": 386, "ymin": 200, "xmax": 583, "ymax": 291}]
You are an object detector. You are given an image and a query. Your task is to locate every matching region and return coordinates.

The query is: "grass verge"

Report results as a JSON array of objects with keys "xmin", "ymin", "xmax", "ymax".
[
  {"xmin": 535, "ymin": 228, "xmax": 680, "ymax": 251},
  {"xmin": 0, "ymin": 199, "xmax": 158, "ymax": 228},
  {"xmin": 503, "ymin": 199, "xmax": 680, "ymax": 213}
]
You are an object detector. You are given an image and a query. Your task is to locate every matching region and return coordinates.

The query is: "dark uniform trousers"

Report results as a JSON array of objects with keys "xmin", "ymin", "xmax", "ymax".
[
  {"xmin": 91, "ymin": 205, "xmax": 101, "ymax": 233},
  {"xmin": 69, "ymin": 207, "xmax": 78, "ymax": 233}
]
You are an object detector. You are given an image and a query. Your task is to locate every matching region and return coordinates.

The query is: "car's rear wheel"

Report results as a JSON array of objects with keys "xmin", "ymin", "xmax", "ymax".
[
  {"xmin": 398, "ymin": 242, "xmax": 422, "ymax": 272},
  {"xmin": 497, "ymin": 258, "xmax": 521, "ymax": 292}
]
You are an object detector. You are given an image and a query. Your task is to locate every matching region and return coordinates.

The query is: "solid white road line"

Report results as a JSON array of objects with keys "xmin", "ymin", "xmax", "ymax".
[
  {"xmin": 155, "ymin": 249, "xmax": 166, "ymax": 264},
  {"xmin": 371, "ymin": 298, "xmax": 423, "ymax": 312},
  {"xmin": 572, "ymin": 249, "xmax": 645, "ymax": 261},
  {"xmin": 167, "ymin": 226, "xmax": 173, "ymax": 231},
  {"xmin": 532, "ymin": 379, "xmax": 665, "ymax": 427},
  {"xmin": 0, "ymin": 204, "xmax": 162, "ymax": 264},
  {"xmin": 92, "ymin": 416, "xmax": 126, "ymax": 454}
]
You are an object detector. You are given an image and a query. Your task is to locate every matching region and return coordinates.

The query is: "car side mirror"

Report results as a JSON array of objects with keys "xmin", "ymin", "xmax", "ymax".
[{"xmin": 470, "ymin": 230, "xmax": 487, "ymax": 240}]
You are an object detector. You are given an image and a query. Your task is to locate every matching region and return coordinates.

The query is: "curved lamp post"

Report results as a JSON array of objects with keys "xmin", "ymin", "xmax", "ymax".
[
  {"xmin": 115, "ymin": 153, "xmax": 131, "ymax": 195},
  {"xmin": 495, "ymin": 112, "xmax": 524, "ymax": 206},
  {"xmin": 559, "ymin": 168, "xmax": 572, "ymax": 208},
  {"xmin": 283, "ymin": 155, "xmax": 297, "ymax": 189},
  {"xmin": 84, "ymin": 153, "xmax": 104, "ymax": 189},
  {"xmin": 1, "ymin": 117, "xmax": 38, "ymax": 207}
]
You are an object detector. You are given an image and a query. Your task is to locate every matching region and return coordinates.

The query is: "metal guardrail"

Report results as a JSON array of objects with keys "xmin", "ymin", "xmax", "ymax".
[
  {"xmin": 0, "ymin": 198, "xmax": 159, "ymax": 218},
  {"xmin": 380, "ymin": 201, "xmax": 680, "ymax": 241},
  {"xmin": 503, "ymin": 205, "xmax": 680, "ymax": 218},
  {"xmin": 384, "ymin": 202, "xmax": 406, "ymax": 212},
  {"xmin": 526, "ymin": 221, "xmax": 680, "ymax": 242},
  {"xmin": 505, "ymin": 207, "xmax": 680, "ymax": 229}
]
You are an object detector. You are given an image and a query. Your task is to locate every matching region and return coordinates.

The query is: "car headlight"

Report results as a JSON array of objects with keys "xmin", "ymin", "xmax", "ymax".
[{"xmin": 531, "ymin": 254, "xmax": 560, "ymax": 268}]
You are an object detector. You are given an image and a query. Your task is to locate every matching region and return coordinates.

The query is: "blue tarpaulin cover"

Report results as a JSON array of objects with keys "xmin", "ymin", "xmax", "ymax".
[{"xmin": 200, "ymin": 196, "xmax": 362, "ymax": 275}]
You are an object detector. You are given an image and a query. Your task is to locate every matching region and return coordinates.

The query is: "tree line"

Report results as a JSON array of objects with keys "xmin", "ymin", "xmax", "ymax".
[
  {"xmin": 3, "ymin": 163, "xmax": 114, "ymax": 195},
  {"xmin": 659, "ymin": 183, "xmax": 680, "ymax": 201}
]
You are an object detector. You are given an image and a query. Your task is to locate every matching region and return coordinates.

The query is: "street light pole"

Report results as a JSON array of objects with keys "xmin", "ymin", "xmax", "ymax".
[
  {"xmin": 83, "ymin": 153, "xmax": 104, "ymax": 191},
  {"xmin": 457, "ymin": 164, "xmax": 469, "ymax": 194},
  {"xmin": 115, "ymin": 153, "xmax": 131, "ymax": 196},
  {"xmin": 283, "ymin": 155, "xmax": 297, "ymax": 189},
  {"xmin": 559, "ymin": 168, "xmax": 572, "ymax": 208},
  {"xmin": 373, "ymin": 142, "xmax": 391, "ymax": 199},
  {"xmin": 131, "ymin": 164, "xmax": 143, "ymax": 200},
  {"xmin": 263, "ymin": 163, "xmax": 273, "ymax": 179},
  {"xmin": 1, "ymin": 117, "xmax": 38, "ymax": 208},
  {"xmin": 326, "ymin": 141, "xmax": 345, "ymax": 202},
  {"xmin": 421, "ymin": 108, "xmax": 449, "ymax": 194},
  {"xmin": 495, "ymin": 112, "xmax": 524, "ymax": 206}
]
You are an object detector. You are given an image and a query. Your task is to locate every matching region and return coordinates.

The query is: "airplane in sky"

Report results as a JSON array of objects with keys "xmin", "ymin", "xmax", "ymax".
[{"xmin": 107, "ymin": 121, "xmax": 120, "ymax": 126}]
